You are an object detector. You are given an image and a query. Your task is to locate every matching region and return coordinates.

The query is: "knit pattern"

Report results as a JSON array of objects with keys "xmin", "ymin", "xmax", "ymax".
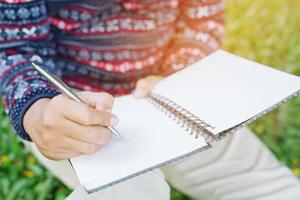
[{"xmin": 0, "ymin": 0, "xmax": 224, "ymax": 140}]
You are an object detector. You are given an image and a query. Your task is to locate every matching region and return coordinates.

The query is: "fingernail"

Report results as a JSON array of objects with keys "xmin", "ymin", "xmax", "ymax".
[{"xmin": 110, "ymin": 116, "xmax": 119, "ymax": 126}]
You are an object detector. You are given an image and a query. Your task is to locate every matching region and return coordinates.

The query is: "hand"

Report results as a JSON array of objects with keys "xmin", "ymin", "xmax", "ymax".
[
  {"xmin": 23, "ymin": 91, "xmax": 118, "ymax": 160},
  {"xmin": 134, "ymin": 75, "xmax": 163, "ymax": 99}
]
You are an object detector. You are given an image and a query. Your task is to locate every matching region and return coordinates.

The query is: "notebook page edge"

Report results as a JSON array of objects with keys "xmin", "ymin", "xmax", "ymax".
[
  {"xmin": 70, "ymin": 95, "xmax": 210, "ymax": 193},
  {"xmin": 218, "ymin": 89, "xmax": 300, "ymax": 138},
  {"xmin": 84, "ymin": 144, "xmax": 211, "ymax": 193}
]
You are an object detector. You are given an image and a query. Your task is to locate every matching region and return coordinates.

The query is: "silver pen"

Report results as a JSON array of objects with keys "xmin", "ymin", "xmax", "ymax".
[{"xmin": 31, "ymin": 62, "xmax": 123, "ymax": 139}]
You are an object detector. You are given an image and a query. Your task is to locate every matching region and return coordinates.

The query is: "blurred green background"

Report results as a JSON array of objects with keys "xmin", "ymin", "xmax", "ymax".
[{"xmin": 1, "ymin": 0, "xmax": 300, "ymax": 199}]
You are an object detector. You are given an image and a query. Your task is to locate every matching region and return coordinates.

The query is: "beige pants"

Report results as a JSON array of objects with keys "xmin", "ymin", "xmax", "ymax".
[{"xmin": 24, "ymin": 128, "xmax": 300, "ymax": 200}]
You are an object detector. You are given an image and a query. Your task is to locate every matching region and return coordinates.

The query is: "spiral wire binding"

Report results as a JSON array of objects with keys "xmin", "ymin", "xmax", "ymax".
[
  {"xmin": 148, "ymin": 93, "xmax": 217, "ymax": 144},
  {"xmin": 148, "ymin": 90, "xmax": 300, "ymax": 144}
]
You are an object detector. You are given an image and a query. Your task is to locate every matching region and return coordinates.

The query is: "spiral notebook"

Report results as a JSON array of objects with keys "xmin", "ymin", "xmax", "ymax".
[{"xmin": 70, "ymin": 50, "xmax": 300, "ymax": 193}]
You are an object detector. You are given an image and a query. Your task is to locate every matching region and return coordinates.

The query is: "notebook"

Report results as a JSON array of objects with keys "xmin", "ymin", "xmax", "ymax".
[{"xmin": 70, "ymin": 50, "xmax": 300, "ymax": 193}]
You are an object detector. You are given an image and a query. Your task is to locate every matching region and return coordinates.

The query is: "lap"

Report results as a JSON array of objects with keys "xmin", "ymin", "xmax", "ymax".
[
  {"xmin": 23, "ymin": 128, "xmax": 300, "ymax": 200},
  {"xmin": 162, "ymin": 127, "xmax": 300, "ymax": 200},
  {"xmin": 66, "ymin": 169, "xmax": 169, "ymax": 200},
  {"xmin": 23, "ymin": 140, "xmax": 170, "ymax": 200}
]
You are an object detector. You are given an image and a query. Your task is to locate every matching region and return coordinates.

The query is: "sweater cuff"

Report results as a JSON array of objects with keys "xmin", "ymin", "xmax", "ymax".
[{"xmin": 9, "ymin": 87, "xmax": 60, "ymax": 141}]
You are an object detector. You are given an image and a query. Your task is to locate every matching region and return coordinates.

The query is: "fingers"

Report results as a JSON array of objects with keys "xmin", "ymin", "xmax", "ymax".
[
  {"xmin": 36, "ymin": 120, "xmax": 113, "ymax": 160},
  {"xmin": 134, "ymin": 79, "xmax": 149, "ymax": 98},
  {"xmin": 56, "ymin": 96, "xmax": 118, "ymax": 126},
  {"xmin": 134, "ymin": 75, "xmax": 163, "ymax": 98},
  {"xmin": 30, "ymin": 93, "xmax": 117, "ymax": 161},
  {"xmin": 78, "ymin": 91, "xmax": 114, "ymax": 111},
  {"xmin": 62, "ymin": 137, "xmax": 102, "ymax": 154},
  {"xmin": 63, "ymin": 120, "xmax": 112, "ymax": 145}
]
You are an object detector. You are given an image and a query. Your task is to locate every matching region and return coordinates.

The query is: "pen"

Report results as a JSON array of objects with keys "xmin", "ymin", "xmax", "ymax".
[{"xmin": 31, "ymin": 62, "xmax": 124, "ymax": 140}]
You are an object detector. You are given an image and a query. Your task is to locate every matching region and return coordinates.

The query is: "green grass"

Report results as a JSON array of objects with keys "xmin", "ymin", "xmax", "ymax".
[
  {"xmin": 223, "ymin": 0, "xmax": 300, "ymax": 171},
  {"xmin": 0, "ymin": 110, "xmax": 70, "ymax": 199},
  {"xmin": 1, "ymin": 0, "xmax": 300, "ymax": 199}
]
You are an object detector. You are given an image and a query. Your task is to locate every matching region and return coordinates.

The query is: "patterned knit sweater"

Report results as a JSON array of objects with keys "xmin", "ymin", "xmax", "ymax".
[{"xmin": 0, "ymin": 0, "xmax": 224, "ymax": 140}]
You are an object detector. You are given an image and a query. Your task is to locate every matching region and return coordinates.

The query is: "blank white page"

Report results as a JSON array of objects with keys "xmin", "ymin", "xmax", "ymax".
[
  {"xmin": 70, "ymin": 96, "xmax": 208, "ymax": 192},
  {"xmin": 153, "ymin": 50, "xmax": 300, "ymax": 135}
]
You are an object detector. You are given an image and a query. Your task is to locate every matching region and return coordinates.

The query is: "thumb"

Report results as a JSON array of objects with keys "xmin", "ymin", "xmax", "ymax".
[
  {"xmin": 78, "ymin": 91, "xmax": 114, "ymax": 111},
  {"xmin": 134, "ymin": 76, "xmax": 163, "ymax": 99}
]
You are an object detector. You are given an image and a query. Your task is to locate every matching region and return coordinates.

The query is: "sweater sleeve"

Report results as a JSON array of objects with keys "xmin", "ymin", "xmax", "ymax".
[
  {"xmin": 160, "ymin": 0, "xmax": 224, "ymax": 75},
  {"xmin": 0, "ymin": 0, "xmax": 60, "ymax": 141}
]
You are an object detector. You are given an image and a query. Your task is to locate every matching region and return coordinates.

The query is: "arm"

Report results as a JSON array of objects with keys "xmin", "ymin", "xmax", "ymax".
[
  {"xmin": 0, "ymin": 0, "xmax": 115, "ymax": 160},
  {"xmin": 0, "ymin": 0, "xmax": 60, "ymax": 140}
]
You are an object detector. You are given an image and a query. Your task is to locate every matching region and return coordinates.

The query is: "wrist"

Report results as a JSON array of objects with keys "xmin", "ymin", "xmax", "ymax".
[{"xmin": 23, "ymin": 98, "xmax": 50, "ymax": 140}]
